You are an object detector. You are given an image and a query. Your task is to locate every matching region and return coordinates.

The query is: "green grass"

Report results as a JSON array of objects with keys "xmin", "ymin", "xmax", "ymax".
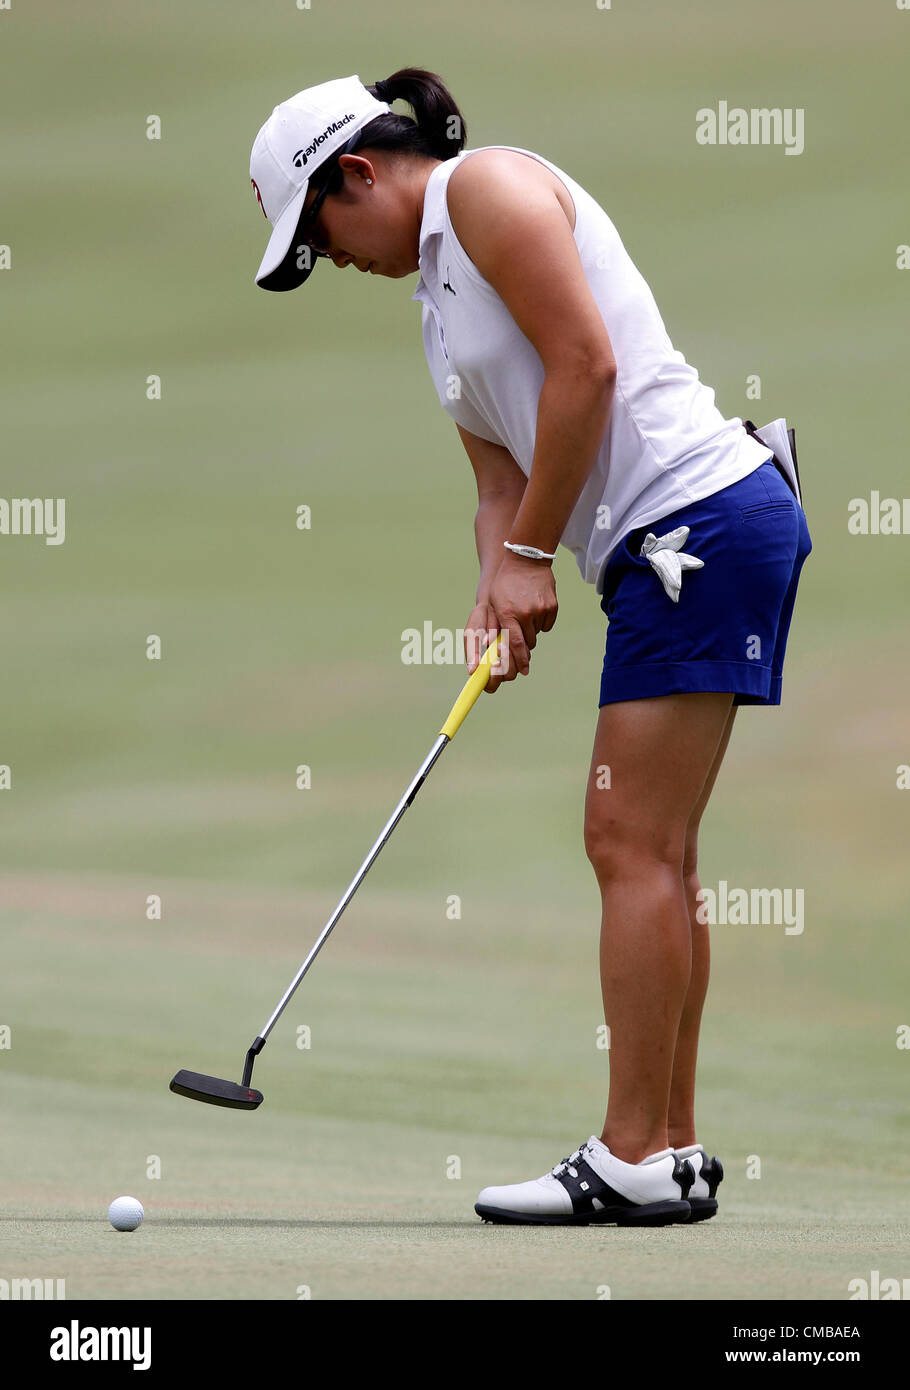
[
  {"xmin": 2, "ymin": 886, "xmax": 907, "ymax": 1299},
  {"xmin": 1, "ymin": 0, "xmax": 908, "ymax": 1299}
]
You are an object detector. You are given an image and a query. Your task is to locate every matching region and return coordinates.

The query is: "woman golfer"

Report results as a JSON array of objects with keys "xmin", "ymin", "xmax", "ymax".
[{"xmin": 250, "ymin": 69, "xmax": 812, "ymax": 1226}]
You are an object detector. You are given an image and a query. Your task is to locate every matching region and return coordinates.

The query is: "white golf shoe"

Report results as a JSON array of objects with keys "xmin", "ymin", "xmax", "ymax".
[
  {"xmin": 475, "ymin": 1136, "xmax": 695, "ymax": 1226},
  {"xmin": 673, "ymin": 1144, "xmax": 724, "ymax": 1221}
]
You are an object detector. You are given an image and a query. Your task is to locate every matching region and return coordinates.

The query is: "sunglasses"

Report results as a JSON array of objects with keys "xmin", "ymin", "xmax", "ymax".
[{"xmin": 297, "ymin": 131, "xmax": 364, "ymax": 259}]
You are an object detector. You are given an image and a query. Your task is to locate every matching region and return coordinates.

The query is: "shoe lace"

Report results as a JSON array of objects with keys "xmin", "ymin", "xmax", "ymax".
[{"xmin": 550, "ymin": 1142, "xmax": 589, "ymax": 1180}]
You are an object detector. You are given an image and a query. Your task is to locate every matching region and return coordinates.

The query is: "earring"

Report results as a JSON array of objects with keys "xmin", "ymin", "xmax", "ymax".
[{"xmin": 366, "ymin": 178, "xmax": 373, "ymax": 185}]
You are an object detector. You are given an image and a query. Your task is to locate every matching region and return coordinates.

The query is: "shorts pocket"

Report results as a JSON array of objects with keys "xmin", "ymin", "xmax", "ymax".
[
  {"xmin": 622, "ymin": 526, "xmax": 655, "ymax": 566},
  {"xmin": 738, "ymin": 500, "xmax": 795, "ymax": 527}
]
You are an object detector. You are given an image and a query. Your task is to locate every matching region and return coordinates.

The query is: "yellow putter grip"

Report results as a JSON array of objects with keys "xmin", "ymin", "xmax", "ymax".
[{"xmin": 439, "ymin": 635, "xmax": 503, "ymax": 740}]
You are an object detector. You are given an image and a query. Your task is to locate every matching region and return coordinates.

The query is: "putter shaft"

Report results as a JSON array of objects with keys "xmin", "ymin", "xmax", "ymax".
[
  {"xmin": 231, "ymin": 636, "xmax": 503, "ymax": 1095},
  {"xmin": 256, "ymin": 731, "xmax": 450, "ymax": 1047}
]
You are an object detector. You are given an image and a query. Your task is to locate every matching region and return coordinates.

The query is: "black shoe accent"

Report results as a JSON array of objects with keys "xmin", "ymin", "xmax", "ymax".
[
  {"xmin": 672, "ymin": 1155, "xmax": 696, "ymax": 1201},
  {"xmin": 701, "ymin": 1154, "xmax": 723, "ymax": 1199},
  {"xmin": 552, "ymin": 1152, "xmax": 637, "ymax": 1217},
  {"xmin": 685, "ymin": 1151, "xmax": 723, "ymax": 1222},
  {"xmin": 559, "ymin": 1148, "xmax": 697, "ymax": 1220}
]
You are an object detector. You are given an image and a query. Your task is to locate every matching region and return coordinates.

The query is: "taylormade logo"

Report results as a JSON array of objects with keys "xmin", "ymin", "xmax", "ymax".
[
  {"xmin": 293, "ymin": 113, "xmax": 357, "ymax": 167},
  {"xmin": 50, "ymin": 1321, "xmax": 151, "ymax": 1371}
]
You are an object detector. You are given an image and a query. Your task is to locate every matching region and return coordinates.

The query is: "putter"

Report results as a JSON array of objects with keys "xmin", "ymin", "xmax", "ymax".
[{"xmin": 170, "ymin": 634, "xmax": 504, "ymax": 1111}]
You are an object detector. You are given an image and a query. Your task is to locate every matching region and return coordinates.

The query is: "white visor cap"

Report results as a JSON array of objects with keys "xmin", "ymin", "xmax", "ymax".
[{"xmin": 250, "ymin": 75, "xmax": 392, "ymax": 291}]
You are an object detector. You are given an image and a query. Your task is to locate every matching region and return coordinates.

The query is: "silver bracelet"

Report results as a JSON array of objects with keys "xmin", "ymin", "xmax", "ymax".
[{"xmin": 503, "ymin": 541, "xmax": 557, "ymax": 561}]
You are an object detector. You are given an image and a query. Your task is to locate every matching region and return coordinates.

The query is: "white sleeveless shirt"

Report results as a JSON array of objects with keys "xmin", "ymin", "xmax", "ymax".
[{"xmin": 411, "ymin": 145, "xmax": 773, "ymax": 592}]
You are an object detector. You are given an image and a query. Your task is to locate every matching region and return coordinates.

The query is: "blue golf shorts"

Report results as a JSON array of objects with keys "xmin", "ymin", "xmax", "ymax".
[{"xmin": 598, "ymin": 461, "xmax": 812, "ymax": 707}]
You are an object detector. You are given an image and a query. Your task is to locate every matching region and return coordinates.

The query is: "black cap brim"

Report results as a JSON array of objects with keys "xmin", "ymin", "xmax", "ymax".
[{"xmin": 256, "ymin": 244, "xmax": 318, "ymax": 292}]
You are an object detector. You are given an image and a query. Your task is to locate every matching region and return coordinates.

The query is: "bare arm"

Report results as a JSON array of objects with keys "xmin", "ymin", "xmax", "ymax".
[
  {"xmin": 457, "ymin": 423, "xmax": 527, "ymax": 604},
  {"xmin": 456, "ymin": 424, "xmax": 527, "ymax": 688},
  {"xmin": 447, "ymin": 151, "xmax": 617, "ymax": 682}
]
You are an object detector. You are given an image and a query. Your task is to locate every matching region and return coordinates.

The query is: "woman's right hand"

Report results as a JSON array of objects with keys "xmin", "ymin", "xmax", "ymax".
[{"xmin": 464, "ymin": 602, "xmax": 506, "ymax": 693}]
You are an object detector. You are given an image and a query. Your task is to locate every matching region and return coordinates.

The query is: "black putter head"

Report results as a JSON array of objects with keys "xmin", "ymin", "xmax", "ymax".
[{"xmin": 170, "ymin": 1069, "xmax": 263, "ymax": 1110}]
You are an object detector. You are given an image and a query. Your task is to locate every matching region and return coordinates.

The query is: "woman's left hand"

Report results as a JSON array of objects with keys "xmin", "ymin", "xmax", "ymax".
[{"xmin": 486, "ymin": 552, "xmax": 558, "ymax": 683}]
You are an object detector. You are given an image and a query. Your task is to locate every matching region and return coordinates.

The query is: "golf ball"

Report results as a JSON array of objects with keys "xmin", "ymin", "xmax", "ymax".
[{"xmin": 108, "ymin": 1196, "xmax": 144, "ymax": 1232}]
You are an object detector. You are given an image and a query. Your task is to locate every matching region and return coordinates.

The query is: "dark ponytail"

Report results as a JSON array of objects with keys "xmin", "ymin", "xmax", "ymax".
[
  {"xmin": 362, "ymin": 67, "xmax": 467, "ymax": 161},
  {"xmin": 303, "ymin": 69, "xmax": 466, "ymax": 205}
]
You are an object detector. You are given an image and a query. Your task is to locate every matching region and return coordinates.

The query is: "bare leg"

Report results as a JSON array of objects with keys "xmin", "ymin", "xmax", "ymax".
[
  {"xmin": 584, "ymin": 692, "xmax": 735, "ymax": 1164},
  {"xmin": 667, "ymin": 704, "xmax": 738, "ymax": 1149}
]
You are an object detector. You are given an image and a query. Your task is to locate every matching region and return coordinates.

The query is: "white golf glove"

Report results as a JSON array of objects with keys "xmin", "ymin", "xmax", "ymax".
[{"xmin": 639, "ymin": 525, "xmax": 704, "ymax": 603}]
